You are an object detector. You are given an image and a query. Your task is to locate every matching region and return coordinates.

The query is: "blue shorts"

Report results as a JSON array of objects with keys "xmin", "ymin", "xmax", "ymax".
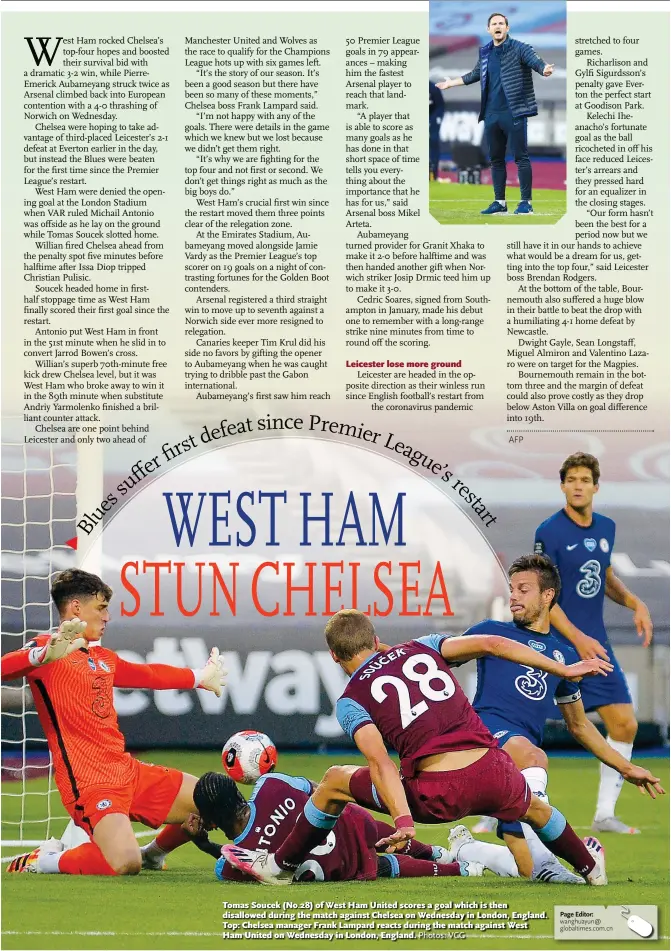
[
  {"xmin": 478, "ymin": 713, "xmax": 540, "ymax": 749},
  {"xmin": 577, "ymin": 653, "xmax": 632, "ymax": 711},
  {"xmin": 477, "ymin": 714, "xmax": 532, "ymax": 839}
]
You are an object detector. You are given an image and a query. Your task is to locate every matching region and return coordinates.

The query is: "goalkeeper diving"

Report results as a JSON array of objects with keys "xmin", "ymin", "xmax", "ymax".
[{"xmin": 2, "ymin": 568, "xmax": 227, "ymax": 876}]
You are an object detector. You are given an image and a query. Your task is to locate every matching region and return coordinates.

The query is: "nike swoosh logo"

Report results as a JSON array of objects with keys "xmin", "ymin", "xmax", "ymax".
[{"xmin": 566, "ymin": 544, "xmax": 578, "ymax": 550}]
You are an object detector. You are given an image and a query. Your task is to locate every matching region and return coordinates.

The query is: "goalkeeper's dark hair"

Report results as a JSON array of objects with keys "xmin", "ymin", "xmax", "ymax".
[
  {"xmin": 51, "ymin": 569, "xmax": 113, "ymax": 614},
  {"xmin": 194, "ymin": 772, "xmax": 248, "ymax": 838}
]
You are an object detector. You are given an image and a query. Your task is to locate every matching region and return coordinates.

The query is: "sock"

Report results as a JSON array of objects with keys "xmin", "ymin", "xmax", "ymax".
[
  {"xmin": 396, "ymin": 854, "xmax": 462, "ymax": 877},
  {"xmin": 379, "ymin": 853, "xmax": 462, "ymax": 878},
  {"xmin": 374, "ymin": 821, "xmax": 433, "ymax": 860},
  {"xmin": 454, "ymin": 839, "xmax": 518, "ymax": 877},
  {"xmin": 275, "ymin": 798, "xmax": 343, "ymax": 871},
  {"xmin": 146, "ymin": 824, "xmax": 191, "ymax": 856},
  {"xmin": 408, "ymin": 841, "xmax": 434, "ymax": 860},
  {"xmin": 522, "ymin": 766, "xmax": 548, "ymax": 798},
  {"xmin": 497, "ymin": 199, "xmax": 507, "ymax": 207},
  {"xmin": 57, "ymin": 842, "xmax": 116, "ymax": 876},
  {"xmin": 522, "ymin": 823, "xmax": 561, "ymax": 871},
  {"xmin": 594, "ymin": 739, "xmax": 633, "ymax": 821},
  {"xmin": 518, "ymin": 768, "xmax": 554, "ymax": 870},
  {"xmin": 37, "ymin": 849, "xmax": 64, "ymax": 874},
  {"xmin": 535, "ymin": 807, "xmax": 595, "ymax": 877}
]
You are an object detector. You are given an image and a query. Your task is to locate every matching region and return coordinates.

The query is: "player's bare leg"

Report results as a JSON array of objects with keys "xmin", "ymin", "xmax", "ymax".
[
  {"xmin": 93, "ymin": 813, "xmax": 142, "ymax": 874},
  {"xmin": 164, "ymin": 772, "xmax": 198, "ymax": 820},
  {"xmin": 310, "ymin": 765, "xmax": 361, "ymax": 812},
  {"xmin": 502, "ymin": 832, "xmax": 533, "ymax": 878},
  {"xmin": 141, "ymin": 772, "xmax": 199, "ymax": 869},
  {"xmin": 593, "ymin": 703, "xmax": 640, "ymax": 833},
  {"xmin": 8, "ymin": 815, "xmax": 141, "ymax": 876}
]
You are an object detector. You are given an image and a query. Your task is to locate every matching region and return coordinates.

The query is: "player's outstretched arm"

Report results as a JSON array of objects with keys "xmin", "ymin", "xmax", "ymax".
[
  {"xmin": 561, "ymin": 700, "xmax": 665, "ymax": 799},
  {"xmin": 441, "ymin": 635, "xmax": 612, "ymax": 679},
  {"xmin": 113, "ymin": 647, "xmax": 227, "ymax": 695},
  {"xmin": 548, "ymin": 604, "xmax": 609, "ymax": 661},
  {"xmin": 2, "ymin": 620, "xmax": 87, "ymax": 680},
  {"xmin": 181, "ymin": 814, "xmax": 224, "ymax": 859},
  {"xmin": 353, "ymin": 724, "xmax": 415, "ymax": 853},
  {"xmin": 605, "ymin": 567, "xmax": 653, "ymax": 647}
]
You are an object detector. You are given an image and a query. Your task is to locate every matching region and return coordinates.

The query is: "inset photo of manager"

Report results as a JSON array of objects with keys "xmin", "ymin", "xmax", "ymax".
[{"xmin": 429, "ymin": 0, "xmax": 566, "ymax": 224}]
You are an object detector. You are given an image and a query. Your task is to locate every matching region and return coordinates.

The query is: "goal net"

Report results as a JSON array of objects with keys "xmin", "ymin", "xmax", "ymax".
[{"xmin": 0, "ymin": 433, "xmax": 100, "ymax": 854}]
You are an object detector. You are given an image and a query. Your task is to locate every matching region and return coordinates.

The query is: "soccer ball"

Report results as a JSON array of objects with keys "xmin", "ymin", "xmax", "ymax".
[{"xmin": 222, "ymin": 730, "xmax": 278, "ymax": 785}]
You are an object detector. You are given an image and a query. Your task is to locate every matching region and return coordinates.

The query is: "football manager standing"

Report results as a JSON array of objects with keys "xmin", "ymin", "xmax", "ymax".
[{"xmin": 438, "ymin": 12, "xmax": 554, "ymax": 216}]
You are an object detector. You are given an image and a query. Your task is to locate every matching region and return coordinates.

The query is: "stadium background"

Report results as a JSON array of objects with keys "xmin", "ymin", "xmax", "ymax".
[
  {"xmin": 2, "ymin": 434, "xmax": 668, "ymax": 762},
  {"xmin": 429, "ymin": 0, "xmax": 566, "ymax": 190}
]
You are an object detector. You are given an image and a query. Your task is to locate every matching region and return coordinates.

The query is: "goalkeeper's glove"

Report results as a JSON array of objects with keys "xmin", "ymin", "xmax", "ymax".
[
  {"xmin": 29, "ymin": 619, "xmax": 88, "ymax": 666},
  {"xmin": 194, "ymin": 647, "xmax": 228, "ymax": 697}
]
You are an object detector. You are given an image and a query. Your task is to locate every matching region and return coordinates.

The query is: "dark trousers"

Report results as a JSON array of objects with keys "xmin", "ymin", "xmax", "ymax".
[
  {"xmin": 429, "ymin": 128, "xmax": 440, "ymax": 177},
  {"xmin": 484, "ymin": 110, "xmax": 531, "ymax": 201}
]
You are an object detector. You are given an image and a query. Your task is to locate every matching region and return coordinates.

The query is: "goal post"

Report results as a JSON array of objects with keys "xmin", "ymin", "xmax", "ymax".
[{"xmin": 1, "ymin": 434, "xmax": 103, "ymax": 852}]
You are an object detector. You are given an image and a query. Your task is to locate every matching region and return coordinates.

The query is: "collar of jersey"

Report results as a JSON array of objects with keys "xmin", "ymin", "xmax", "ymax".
[
  {"xmin": 560, "ymin": 508, "xmax": 594, "ymax": 531},
  {"xmin": 350, "ymin": 651, "xmax": 380, "ymax": 679},
  {"xmin": 513, "ymin": 621, "xmax": 551, "ymax": 638},
  {"xmin": 234, "ymin": 802, "xmax": 256, "ymax": 844}
]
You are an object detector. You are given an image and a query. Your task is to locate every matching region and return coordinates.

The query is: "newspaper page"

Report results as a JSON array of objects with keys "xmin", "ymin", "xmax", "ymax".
[{"xmin": 1, "ymin": 0, "xmax": 668, "ymax": 949}]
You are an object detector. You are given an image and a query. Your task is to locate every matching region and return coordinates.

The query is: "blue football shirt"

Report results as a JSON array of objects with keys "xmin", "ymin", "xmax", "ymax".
[
  {"xmin": 535, "ymin": 509, "xmax": 616, "ymax": 644},
  {"xmin": 467, "ymin": 619, "xmax": 581, "ymax": 746}
]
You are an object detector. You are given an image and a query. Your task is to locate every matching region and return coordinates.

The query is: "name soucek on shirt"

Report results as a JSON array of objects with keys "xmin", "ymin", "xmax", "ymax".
[
  {"xmin": 535, "ymin": 509, "xmax": 616, "ymax": 644},
  {"xmin": 336, "ymin": 637, "xmax": 496, "ymax": 779}
]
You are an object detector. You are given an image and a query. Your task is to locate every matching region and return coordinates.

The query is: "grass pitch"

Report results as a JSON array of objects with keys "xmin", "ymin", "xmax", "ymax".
[
  {"xmin": 2, "ymin": 750, "xmax": 668, "ymax": 951},
  {"xmin": 429, "ymin": 182, "xmax": 566, "ymax": 226}
]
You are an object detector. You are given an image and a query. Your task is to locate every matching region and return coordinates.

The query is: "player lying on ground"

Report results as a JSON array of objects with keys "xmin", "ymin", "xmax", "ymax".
[
  {"xmin": 535, "ymin": 451, "xmax": 654, "ymax": 834},
  {"xmin": 3, "ymin": 568, "xmax": 227, "ymax": 876},
  {"xmin": 142, "ymin": 770, "xmax": 491, "ymax": 881},
  {"xmin": 459, "ymin": 553, "xmax": 663, "ymax": 880},
  {"xmin": 221, "ymin": 611, "xmax": 613, "ymax": 886}
]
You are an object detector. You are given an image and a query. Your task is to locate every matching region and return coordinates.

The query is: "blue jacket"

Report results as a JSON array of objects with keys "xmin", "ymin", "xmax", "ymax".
[{"xmin": 461, "ymin": 36, "xmax": 547, "ymax": 121}]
